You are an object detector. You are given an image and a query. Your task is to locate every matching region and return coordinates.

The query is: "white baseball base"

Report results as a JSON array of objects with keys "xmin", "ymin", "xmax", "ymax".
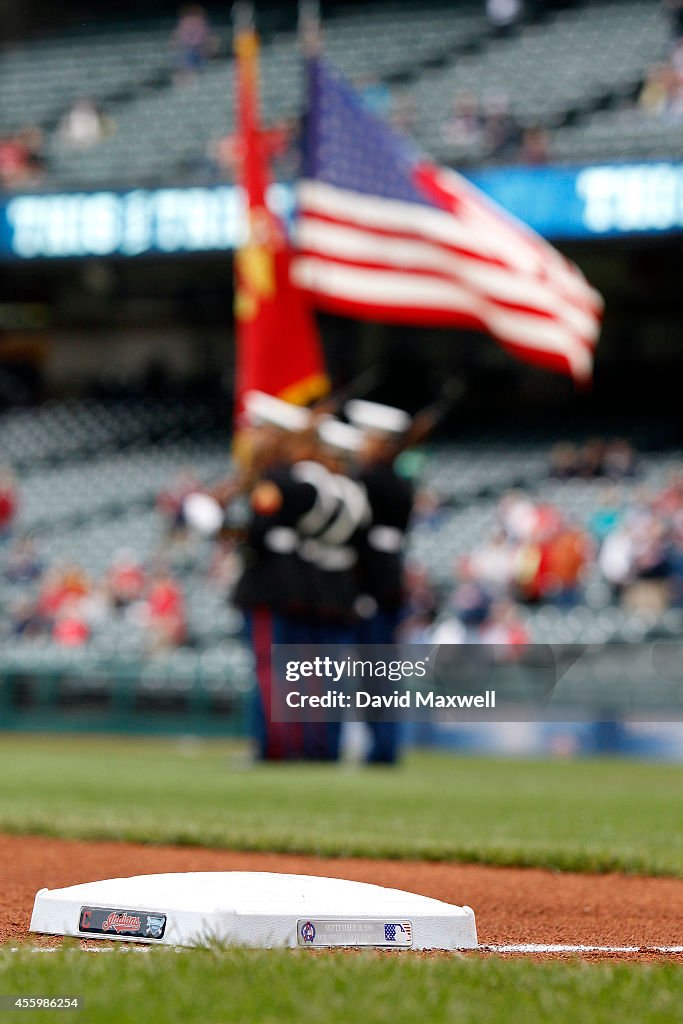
[{"xmin": 30, "ymin": 872, "xmax": 477, "ymax": 950}]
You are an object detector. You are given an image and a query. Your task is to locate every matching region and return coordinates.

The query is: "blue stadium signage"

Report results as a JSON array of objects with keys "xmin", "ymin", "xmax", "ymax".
[
  {"xmin": 466, "ymin": 162, "xmax": 683, "ymax": 240},
  {"xmin": 0, "ymin": 183, "xmax": 293, "ymax": 261},
  {"xmin": 1, "ymin": 163, "xmax": 682, "ymax": 260}
]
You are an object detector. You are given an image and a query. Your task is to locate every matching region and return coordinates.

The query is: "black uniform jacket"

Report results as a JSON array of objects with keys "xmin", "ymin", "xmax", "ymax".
[{"xmin": 357, "ymin": 461, "xmax": 414, "ymax": 612}]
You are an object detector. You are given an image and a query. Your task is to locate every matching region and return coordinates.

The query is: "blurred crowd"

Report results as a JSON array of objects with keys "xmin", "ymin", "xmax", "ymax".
[
  {"xmin": 5, "ymin": 545, "xmax": 188, "ymax": 654},
  {"xmin": 171, "ymin": 4, "xmax": 219, "ymax": 85},
  {"xmin": 0, "ymin": 465, "xmax": 193, "ymax": 652},
  {"xmin": 0, "ymin": 126, "xmax": 46, "ymax": 191},
  {"xmin": 4, "ymin": 0, "xmax": 683, "ymax": 192},
  {"xmin": 400, "ymin": 438, "xmax": 683, "ymax": 650},
  {"xmin": 0, "ymin": 5, "xmax": 217, "ymax": 192},
  {"xmin": 624, "ymin": 1, "xmax": 683, "ymax": 121},
  {"xmin": 0, "ymin": 460, "xmax": 249, "ymax": 653},
  {"xmin": 0, "ymin": 97, "xmax": 116, "ymax": 190},
  {"xmin": 2, "ymin": 436, "xmax": 683, "ymax": 657},
  {"xmin": 0, "ymin": 98, "xmax": 117, "ymax": 190},
  {"xmin": 440, "ymin": 90, "xmax": 550, "ymax": 164},
  {"xmin": 638, "ymin": 46, "xmax": 683, "ymax": 119},
  {"xmin": 204, "ymin": 117, "xmax": 300, "ymax": 185}
]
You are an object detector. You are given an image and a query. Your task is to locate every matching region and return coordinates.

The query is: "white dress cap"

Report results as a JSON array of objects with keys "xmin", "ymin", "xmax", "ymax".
[
  {"xmin": 317, "ymin": 417, "xmax": 365, "ymax": 455},
  {"xmin": 345, "ymin": 399, "xmax": 411, "ymax": 437},
  {"xmin": 244, "ymin": 390, "xmax": 313, "ymax": 432}
]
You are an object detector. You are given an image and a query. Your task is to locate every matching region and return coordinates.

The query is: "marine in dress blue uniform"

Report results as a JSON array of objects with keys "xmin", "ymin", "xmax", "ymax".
[
  {"xmin": 230, "ymin": 391, "xmax": 320, "ymax": 761},
  {"xmin": 346, "ymin": 400, "xmax": 414, "ymax": 765}
]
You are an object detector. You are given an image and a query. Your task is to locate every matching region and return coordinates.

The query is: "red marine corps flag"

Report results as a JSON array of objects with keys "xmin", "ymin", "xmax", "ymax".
[{"xmin": 233, "ymin": 9, "xmax": 329, "ymax": 420}]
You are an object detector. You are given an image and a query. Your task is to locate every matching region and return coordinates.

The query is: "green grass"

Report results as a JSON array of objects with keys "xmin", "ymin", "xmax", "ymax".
[
  {"xmin": 2, "ymin": 946, "xmax": 683, "ymax": 1024},
  {"xmin": 1, "ymin": 735, "xmax": 683, "ymax": 875}
]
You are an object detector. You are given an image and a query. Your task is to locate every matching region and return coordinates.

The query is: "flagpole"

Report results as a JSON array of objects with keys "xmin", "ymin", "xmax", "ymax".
[
  {"xmin": 232, "ymin": 0, "xmax": 254, "ymax": 35},
  {"xmin": 231, "ymin": 0, "xmax": 260, "ymax": 429},
  {"xmin": 298, "ymin": 0, "xmax": 322, "ymax": 55},
  {"xmin": 231, "ymin": 0, "xmax": 329, "ymax": 421}
]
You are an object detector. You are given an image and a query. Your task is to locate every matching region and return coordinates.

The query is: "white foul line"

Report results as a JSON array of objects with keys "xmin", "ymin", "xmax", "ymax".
[
  {"xmin": 8, "ymin": 946, "xmax": 152, "ymax": 954},
  {"xmin": 7, "ymin": 944, "xmax": 683, "ymax": 955},
  {"xmin": 481, "ymin": 944, "xmax": 683, "ymax": 954}
]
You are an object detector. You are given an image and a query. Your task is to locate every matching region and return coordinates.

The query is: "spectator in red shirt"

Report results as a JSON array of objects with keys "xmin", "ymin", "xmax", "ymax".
[
  {"xmin": 53, "ymin": 598, "xmax": 90, "ymax": 647},
  {"xmin": 0, "ymin": 127, "xmax": 45, "ymax": 190},
  {"xmin": 107, "ymin": 550, "xmax": 146, "ymax": 609},
  {"xmin": 0, "ymin": 468, "xmax": 18, "ymax": 540},
  {"xmin": 145, "ymin": 569, "xmax": 186, "ymax": 650},
  {"xmin": 37, "ymin": 564, "xmax": 90, "ymax": 624}
]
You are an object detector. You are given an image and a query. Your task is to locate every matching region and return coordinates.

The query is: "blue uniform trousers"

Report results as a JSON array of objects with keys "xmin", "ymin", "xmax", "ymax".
[{"xmin": 355, "ymin": 608, "xmax": 402, "ymax": 765}]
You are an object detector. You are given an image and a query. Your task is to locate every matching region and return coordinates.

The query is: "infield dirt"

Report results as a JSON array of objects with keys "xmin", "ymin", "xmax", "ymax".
[{"xmin": 4, "ymin": 834, "xmax": 683, "ymax": 961}]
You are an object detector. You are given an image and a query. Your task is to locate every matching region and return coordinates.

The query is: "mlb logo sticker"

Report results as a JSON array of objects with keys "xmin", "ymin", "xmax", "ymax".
[{"xmin": 384, "ymin": 923, "xmax": 412, "ymax": 943}]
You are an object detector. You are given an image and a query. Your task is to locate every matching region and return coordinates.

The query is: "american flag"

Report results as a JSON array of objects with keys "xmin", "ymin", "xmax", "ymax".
[{"xmin": 293, "ymin": 58, "xmax": 603, "ymax": 382}]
